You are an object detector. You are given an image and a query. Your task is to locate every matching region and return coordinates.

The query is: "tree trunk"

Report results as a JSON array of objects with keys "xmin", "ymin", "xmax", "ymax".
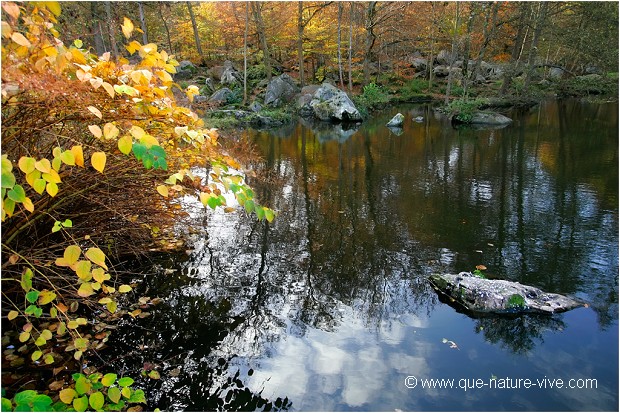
[
  {"xmin": 243, "ymin": 1, "xmax": 248, "ymax": 105},
  {"xmin": 251, "ymin": 2, "xmax": 271, "ymax": 82},
  {"xmin": 104, "ymin": 2, "xmax": 119, "ymax": 59},
  {"xmin": 337, "ymin": 2, "xmax": 344, "ymax": 88},
  {"xmin": 363, "ymin": 1, "xmax": 377, "ymax": 86},
  {"xmin": 297, "ymin": 2, "xmax": 305, "ymax": 87},
  {"xmin": 428, "ymin": 2, "xmax": 436, "ymax": 90},
  {"xmin": 471, "ymin": 2, "xmax": 499, "ymax": 81},
  {"xmin": 461, "ymin": 4, "xmax": 477, "ymax": 99},
  {"xmin": 186, "ymin": 1, "xmax": 203, "ymax": 58},
  {"xmin": 500, "ymin": 3, "xmax": 531, "ymax": 95},
  {"xmin": 138, "ymin": 2, "xmax": 148, "ymax": 45},
  {"xmin": 444, "ymin": 2, "xmax": 460, "ymax": 105},
  {"xmin": 158, "ymin": 2, "xmax": 174, "ymax": 54},
  {"xmin": 524, "ymin": 2, "xmax": 548, "ymax": 91},
  {"xmin": 348, "ymin": 2, "xmax": 353, "ymax": 92},
  {"xmin": 90, "ymin": 2, "xmax": 105, "ymax": 56}
]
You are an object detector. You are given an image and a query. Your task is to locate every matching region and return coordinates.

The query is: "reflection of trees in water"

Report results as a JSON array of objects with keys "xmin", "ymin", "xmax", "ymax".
[{"xmin": 473, "ymin": 314, "xmax": 566, "ymax": 355}]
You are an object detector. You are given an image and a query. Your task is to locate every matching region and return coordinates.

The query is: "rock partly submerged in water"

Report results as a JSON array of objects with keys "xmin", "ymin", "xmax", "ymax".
[
  {"xmin": 429, "ymin": 272, "xmax": 585, "ymax": 315},
  {"xmin": 386, "ymin": 113, "xmax": 405, "ymax": 127}
]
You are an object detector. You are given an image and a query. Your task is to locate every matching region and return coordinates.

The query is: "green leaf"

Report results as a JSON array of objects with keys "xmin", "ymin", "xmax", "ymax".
[
  {"xmin": 88, "ymin": 392, "xmax": 104, "ymax": 411},
  {"xmin": 62, "ymin": 219, "xmax": 72, "ymax": 227},
  {"xmin": 14, "ymin": 391, "xmax": 36, "ymax": 406},
  {"xmin": 7, "ymin": 184, "xmax": 26, "ymax": 202},
  {"xmin": 31, "ymin": 350, "xmax": 43, "ymax": 361},
  {"xmin": 149, "ymin": 145, "xmax": 166, "ymax": 159},
  {"xmin": 127, "ymin": 389, "xmax": 145, "ymax": 404},
  {"xmin": 207, "ymin": 195, "xmax": 220, "ymax": 210},
  {"xmin": 2, "ymin": 397, "xmax": 12, "ymax": 412},
  {"xmin": 72, "ymin": 395, "xmax": 88, "ymax": 412},
  {"xmin": 75, "ymin": 376, "xmax": 91, "ymax": 396},
  {"xmin": 60, "ymin": 150, "xmax": 75, "ymax": 166},
  {"xmin": 21, "ymin": 268, "xmax": 33, "ymax": 292},
  {"xmin": 154, "ymin": 157, "xmax": 167, "ymax": 171},
  {"xmin": 117, "ymin": 377, "xmax": 134, "ymax": 387},
  {"xmin": 26, "ymin": 290, "xmax": 40, "ymax": 303},
  {"xmin": 33, "ymin": 307, "xmax": 42, "ymax": 318},
  {"xmin": 142, "ymin": 155, "xmax": 153, "ymax": 170},
  {"xmin": 107, "ymin": 387, "xmax": 121, "ymax": 404},
  {"xmin": 32, "ymin": 394, "xmax": 52, "ymax": 412},
  {"xmin": 148, "ymin": 370, "xmax": 160, "ymax": 380},
  {"xmin": 264, "ymin": 208, "xmax": 275, "ymax": 223},
  {"xmin": 244, "ymin": 199, "xmax": 255, "ymax": 214},
  {"xmin": 255, "ymin": 206, "xmax": 265, "ymax": 220},
  {"xmin": 101, "ymin": 373, "xmax": 117, "ymax": 387},
  {"xmin": 32, "ymin": 178, "xmax": 46, "ymax": 194},
  {"xmin": 131, "ymin": 143, "xmax": 147, "ymax": 161},
  {"xmin": 1, "ymin": 171, "xmax": 15, "ymax": 189},
  {"xmin": 73, "ymin": 39, "xmax": 83, "ymax": 48}
]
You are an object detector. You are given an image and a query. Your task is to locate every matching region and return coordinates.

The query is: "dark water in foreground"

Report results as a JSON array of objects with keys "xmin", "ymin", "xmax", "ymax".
[{"xmin": 108, "ymin": 100, "xmax": 618, "ymax": 411}]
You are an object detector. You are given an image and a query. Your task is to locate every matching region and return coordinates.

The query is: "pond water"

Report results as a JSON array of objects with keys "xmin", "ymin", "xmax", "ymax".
[{"xmin": 107, "ymin": 100, "xmax": 618, "ymax": 411}]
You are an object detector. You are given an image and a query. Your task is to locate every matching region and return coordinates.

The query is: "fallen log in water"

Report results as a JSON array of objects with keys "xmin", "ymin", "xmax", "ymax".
[{"xmin": 429, "ymin": 272, "xmax": 585, "ymax": 314}]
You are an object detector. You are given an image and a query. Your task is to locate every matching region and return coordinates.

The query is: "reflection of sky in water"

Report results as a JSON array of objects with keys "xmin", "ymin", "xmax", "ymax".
[{"xmin": 237, "ymin": 303, "xmax": 617, "ymax": 411}]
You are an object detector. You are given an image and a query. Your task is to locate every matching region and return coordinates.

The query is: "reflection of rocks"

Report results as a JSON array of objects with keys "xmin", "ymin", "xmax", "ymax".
[
  {"xmin": 387, "ymin": 126, "xmax": 404, "ymax": 136},
  {"xmin": 300, "ymin": 117, "xmax": 360, "ymax": 142}
]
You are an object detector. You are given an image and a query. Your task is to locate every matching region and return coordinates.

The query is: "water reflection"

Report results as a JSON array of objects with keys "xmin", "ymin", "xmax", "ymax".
[{"xmin": 104, "ymin": 100, "xmax": 617, "ymax": 411}]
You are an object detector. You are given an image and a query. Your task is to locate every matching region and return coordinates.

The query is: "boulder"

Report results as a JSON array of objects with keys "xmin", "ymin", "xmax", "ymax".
[
  {"xmin": 174, "ymin": 69, "xmax": 193, "ymax": 81},
  {"xmin": 435, "ymin": 49, "xmax": 456, "ymax": 65},
  {"xmin": 220, "ymin": 60, "xmax": 241, "ymax": 85},
  {"xmin": 469, "ymin": 111, "xmax": 513, "ymax": 125},
  {"xmin": 178, "ymin": 60, "xmax": 196, "ymax": 72},
  {"xmin": 193, "ymin": 95, "xmax": 208, "ymax": 104},
  {"xmin": 265, "ymin": 74, "xmax": 300, "ymax": 107},
  {"xmin": 204, "ymin": 77, "xmax": 216, "ymax": 93},
  {"xmin": 433, "ymin": 65, "xmax": 462, "ymax": 78},
  {"xmin": 208, "ymin": 88, "xmax": 233, "ymax": 104},
  {"xmin": 386, "ymin": 113, "xmax": 405, "ymax": 127},
  {"xmin": 429, "ymin": 272, "xmax": 585, "ymax": 314},
  {"xmin": 308, "ymin": 83, "xmax": 362, "ymax": 122},
  {"xmin": 249, "ymin": 101, "xmax": 263, "ymax": 112},
  {"xmin": 548, "ymin": 67, "xmax": 566, "ymax": 80}
]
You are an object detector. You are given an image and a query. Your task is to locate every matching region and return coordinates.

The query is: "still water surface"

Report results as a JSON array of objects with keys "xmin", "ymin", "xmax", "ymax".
[{"xmin": 109, "ymin": 100, "xmax": 618, "ymax": 411}]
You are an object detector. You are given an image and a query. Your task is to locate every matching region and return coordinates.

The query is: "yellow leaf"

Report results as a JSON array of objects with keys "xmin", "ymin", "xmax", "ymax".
[
  {"xmin": 88, "ymin": 125, "xmax": 102, "ymax": 138},
  {"xmin": 64, "ymin": 245, "xmax": 81, "ymax": 265},
  {"xmin": 38, "ymin": 290, "xmax": 57, "ymax": 305},
  {"xmin": 87, "ymin": 106, "xmax": 102, "ymax": 119},
  {"xmin": 91, "ymin": 268, "xmax": 106, "ymax": 283},
  {"xmin": 46, "ymin": 182, "xmax": 59, "ymax": 197},
  {"xmin": 156, "ymin": 185, "xmax": 169, "ymax": 197},
  {"xmin": 22, "ymin": 197, "xmax": 34, "ymax": 213},
  {"xmin": 121, "ymin": 17, "xmax": 134, "ymax": 39},
  {"xmin": 106, "ymin": 300, "xmax": 117, "ymax": 313},
  {"xmin": 91, "ymin": 152, "xmax": 106, "ymax": 173},
  {"xmin": 103, "ymin": 123, "xmax": 119, "ymax": 140},
  {"xmin": 71, "ymin": 145, "xmax": 84, "ymax": 167},
  {"xmin": 8, "ymin": 310, "xmax": 18, "ymax": 320},
  {"xmin": 102, "ymin": 82, "xmax": 115, "ymax": 98},
  {"xmin": 18, "ymin": 157, "xmax": 36, "ymax": 174},
  {"xmin": 11, "ymin": 32, "xmax": 30, "ymax": 47},
  {"xmin": 85, "ymin": 247, "xmax": 107, "ymax": 270},
  {"xmin": 118, "ymin": 284, "xmax": 132, "ymax": 293},
  {"xmin": 42, "ymin": 170, "xmax": 61, "ymax": 184},
  {"xmin": 75, "ymin": 260, "xmax": 92, "ymax": 280},
  {"xmin": 129, "ymin": 125, "xmax": 146, "ymax": 140},
  {"xmin": 130, "ymin": 71, "xmax": 143, "ymax": 84},
  {"xmin": 117, "ymin": 135, "xmax": 133, "ymax": 155},
  {"xmin": 70, "ymin": 48, "xmax": 86, "ymax": 65},
  {"xmin": 77, "ymin": 282, "xmax": 95, "ymax": 297},
  {"xmin": 43, "ymin": 1, "xmax": 62, "ymax": 16},
  {"xmin": 35, "ymin": 158, "xmax": 52, "ymax": 173},
  {"xmin": 140, "ymin": 134, "xmax": 159, "ymax": 148}
]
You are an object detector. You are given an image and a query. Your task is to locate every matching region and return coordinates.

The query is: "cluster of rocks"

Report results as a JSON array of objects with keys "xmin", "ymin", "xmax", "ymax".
[{"xmin": 406, "ymin": 50, "xmax": 505, "ymax": 83}]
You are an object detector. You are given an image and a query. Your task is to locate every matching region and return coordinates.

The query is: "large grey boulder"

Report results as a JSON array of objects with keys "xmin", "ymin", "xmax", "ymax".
[
  {"xmin": 386, "ymin": 113, "xmax": 405, "ymax": 127},
  {"xmin": 265, "ymin": 74, "xmax": 299, "ymax": 107},
  {"xmin": 308, "ymin": 83, "xmax": 362, "ymax": 122},
  {"xmin": 470, "ymin": 111, "xmax": 513, "ymax": 125},
  {"xmin": 429, "ymin": 272, "xmax": 585, "ymax": 314},
  {"xmin": 220, "ymin": 60, "xmax": 241, "ymax": 85},
  {"xmin": 209, "ymin": 88, "xmax": 233, "ymax": 104}
]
